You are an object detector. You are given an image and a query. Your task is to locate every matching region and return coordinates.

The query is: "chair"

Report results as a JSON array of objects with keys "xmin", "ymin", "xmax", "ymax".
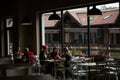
[
  {"xmin": 54, "ymin": 59, "xmax": 65, "ymax": 80},
  {"xmin": 30, "ymin": 55, "xmax": 41, "ymax": 75},
  {"xmin": 71, "ymin": 63, "xmax": 88, "ymax": 80},
  {"xmin": 92, "ymin": 55, "xmax": 107, "ymax": 80},
  {"xmin": 94, "ymin": 63, "xmax": 106, "ymax": 80},
  {"xmin": 105, "ymin": 60, "xmax": 119, "ymax": 80}
]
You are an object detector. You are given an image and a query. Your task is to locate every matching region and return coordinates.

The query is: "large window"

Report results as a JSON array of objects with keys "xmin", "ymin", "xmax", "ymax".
[
  {"xmin": 40, "ymin": 2, "xmax": 119, "ymax": 56},
  {"xmin": 52, "ymin": 33, "xmax": 59, "ymax": 42}
]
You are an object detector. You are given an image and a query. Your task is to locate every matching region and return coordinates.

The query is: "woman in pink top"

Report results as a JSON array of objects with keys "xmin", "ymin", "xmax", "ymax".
[{"xmin": 25, "ymin": 48, "xmax": 35, "ymax": 64}]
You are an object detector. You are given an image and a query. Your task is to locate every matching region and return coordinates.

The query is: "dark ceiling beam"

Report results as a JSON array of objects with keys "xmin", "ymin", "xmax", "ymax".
[
  {"xmin": 32, "ymin": 0, "xmax": 118, "ymax": 12},
  {"xmin": 0, "ymin": 0, "xmax": 118, "ymax": 16}
]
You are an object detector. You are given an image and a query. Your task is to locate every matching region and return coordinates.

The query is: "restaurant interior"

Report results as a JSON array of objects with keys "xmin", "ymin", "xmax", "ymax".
[{"xmin": 0, "ymin": 0, "xmax": 120, "ymax": 80}]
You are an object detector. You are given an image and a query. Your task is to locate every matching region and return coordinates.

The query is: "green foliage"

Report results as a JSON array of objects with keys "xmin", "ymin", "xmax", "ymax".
[
  {"xmin": 71, "ymin": 49, "xmax": 80, "ymax": 55},
  {"xmin": 70, "ymin": 47, "xmax": 120, "ymax": 57},
  {"xmin": 110, "ymin": 51, "xmax": 120, "ymax": 56}
]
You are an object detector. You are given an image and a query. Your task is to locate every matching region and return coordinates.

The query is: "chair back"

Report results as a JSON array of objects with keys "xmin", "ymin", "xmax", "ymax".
[{"xmin": 54, "ymin": 58, "xmax": 65, "ymax": 80}]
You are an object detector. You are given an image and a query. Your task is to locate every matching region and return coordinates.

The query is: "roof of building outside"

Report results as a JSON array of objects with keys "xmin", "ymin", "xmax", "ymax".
[{"xmin": 44, "ymin": 8, "xmax": 119, "ymax": 27}]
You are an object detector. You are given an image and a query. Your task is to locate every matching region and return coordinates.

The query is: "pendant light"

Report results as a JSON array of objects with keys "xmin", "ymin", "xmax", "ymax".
[
  {"xmin": 87, "ymin": 5, "xmax": 102, "ymax": 16},
  {"xmin": 48, "ymin": 11, "xmax": 60, "ymax": 20},
  {"xmin": 21, "ymin": 16, "xmax": 32, "ymax": 25}
]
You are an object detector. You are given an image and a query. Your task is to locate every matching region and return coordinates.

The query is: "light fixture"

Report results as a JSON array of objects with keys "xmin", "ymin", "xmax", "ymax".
[
  {"xmin": 87, "ymin": 5, "xmax": 102, "ymax": 16},
  {"xmin": 48, "ymin": 11, "xmax": 60, "ymax": 20},
  {"xmin": 21, "ymin": 17, "xmax": 32, "ymax": 25}
]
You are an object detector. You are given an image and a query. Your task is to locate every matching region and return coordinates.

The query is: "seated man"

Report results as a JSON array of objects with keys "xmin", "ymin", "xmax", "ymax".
[
  {"xmin": 39, "ymin": 45, "xmax": 50, "ymax": 73},
  {"xmin": 39, "ymin": 45, "xmax": 49, "ymax": 65}
]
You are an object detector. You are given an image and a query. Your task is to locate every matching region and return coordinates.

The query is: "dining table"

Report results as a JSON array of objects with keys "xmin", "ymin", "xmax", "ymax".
[
  {"xmin": 44, "ymin": 58, "xmax": 66, "ymax": 62},
  {"xmin": 79, "ymin": 62, "xmax": 108, "ymax": 80},
  {"xmin": 78, "ymin": 62, "xmax": 96, "ymax": 67},
  {"xmin": 78, "ymin": 62, "xmax": 97, "ymax": 80}
]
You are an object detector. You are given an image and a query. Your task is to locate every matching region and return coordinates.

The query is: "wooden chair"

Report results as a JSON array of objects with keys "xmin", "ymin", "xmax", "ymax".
[{"xmin": 54, "ymin": 59, "xmax": 65, "ymax": 80}]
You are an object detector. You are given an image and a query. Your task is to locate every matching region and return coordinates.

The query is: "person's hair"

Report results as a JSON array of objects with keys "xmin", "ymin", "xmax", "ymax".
[
  {"xmin": 25, "ymin": 48, "xmax": 29, "ymax": 52},
  {"xmin": 64, "ymin": 47, "xmax": 69, "ymax": 52},
  {"xmin": 53, "ymin": 46, "xmax": 58, "ymax": 51}
]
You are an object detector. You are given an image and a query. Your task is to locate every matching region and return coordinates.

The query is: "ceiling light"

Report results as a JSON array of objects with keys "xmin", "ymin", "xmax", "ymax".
[
  {"xmin": 87, "ymin": 5, "xmax": 102, "ymax": 16},
  {"xmin": 21, "ymin": 17, "xmax": 32, "ymax": 25},
  {"xmin": 48, "ymin": 11, "xmax": 60, "ymax": 20}
]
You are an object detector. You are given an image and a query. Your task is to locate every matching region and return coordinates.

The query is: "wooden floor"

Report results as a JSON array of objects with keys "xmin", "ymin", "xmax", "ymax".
[
  {"xmin": 40, "ymin": 74, "xmax": 72, "ymax": 80},
  {"xmin": 2, "ymin": 73, "xmax": 119, "ymax": 80},
  {"xmin": 1, "ymin": 69, "xmax": 119, "ymax": 80},
  {"xmin": 0, "ymin": 74, "xmax": 72, "ymax": 80}
]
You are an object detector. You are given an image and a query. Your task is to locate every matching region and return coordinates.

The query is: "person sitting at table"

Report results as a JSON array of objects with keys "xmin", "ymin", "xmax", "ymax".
[
  {"xmin": 50, "ymin": 46, "xmax": 61, "ymax": 60},
  {"xmin": 93, "ymin": 53, "xmax": 106, "ymax": 63},
  {"xmin": 62, "ymin": 47, "xmax": 72, "ymax": 78},
  {"xmin": 16, "ymin": 47, "xmax": 23, "ymax": 59},
  {"xmin": 49, "ymin": 46, "xmax": 62, "ymax": 75},
  {"xmin": 39, "ymin": 45, "xmax": 50, "ymax": 73},
  {"xmin": 14, "ymin": 47, "xmax": 23, "ymax": 63},
  {"xmin": 24, "ymin": 48, "xmax": 35, "ymax": 64},
  {"xmin": 39, "ymin": 45, "xmax": 49, "ymax": 65},
  {"xmin": 62, "ymin": 47, "xmax": 72, "ymax": 67}
]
